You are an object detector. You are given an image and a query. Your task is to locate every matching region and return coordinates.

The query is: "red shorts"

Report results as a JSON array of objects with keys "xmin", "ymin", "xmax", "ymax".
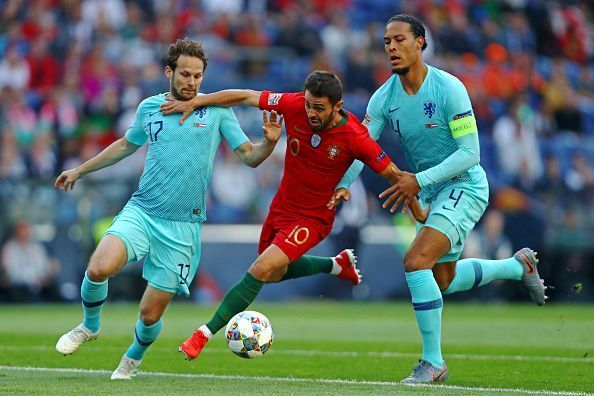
[{"xmin": 258, "ymin": 214, "xmax": 330, "ymax": 261}]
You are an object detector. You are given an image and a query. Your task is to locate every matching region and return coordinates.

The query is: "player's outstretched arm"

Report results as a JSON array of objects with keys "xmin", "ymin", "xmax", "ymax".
[
  {"xmin": 234, "ymin": 111, "xmax": 283, "ymax": 168},
  {"xmin": 54, "ymin": 138, "xmax": 141, "ymax": 191},
  {"xmin": 378, "ymin": 163, "xmax": 428, "ymax": 223},
  {"xmin": 160, "ymin": 90, "xmax": 262, "ymax": 124}
]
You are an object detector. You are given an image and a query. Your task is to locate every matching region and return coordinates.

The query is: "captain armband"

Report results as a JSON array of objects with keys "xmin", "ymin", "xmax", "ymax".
[{"xmin": 449, "ymin": 113, "xmax": 478, "ymax": 139}]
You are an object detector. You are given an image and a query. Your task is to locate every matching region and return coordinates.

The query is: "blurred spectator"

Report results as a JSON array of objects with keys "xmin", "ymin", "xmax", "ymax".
[
  {"xmin": 500, "ymin": 12, "xmax": 536, "ymax": 55},
  {"xmin": 0, "ymin": 127, "xmax": 27, "ymax": 179},
  {"xmin": 492, "ymin": 96, "xmax": 543, "ymax": 185},
  {"xmin": 464, "ymin": 209, "xmax": 513, "ymax": 261},
  {"xmin": 0, "ymin": 46, "xmax": 30, "ymax": 91},
  {"xmin": 329, "ymin": 178, "xmax": 369, "ymax": 256},
  {"xmin": 209, "ymin": 147, "xmax": 258, "ymax": 223},
  {"xmin": 462, "ymin": 209, "xmax": 515, "ymax": 301},
  {"xmin": 564, "ymin": 152, "xmax": 594, "ymax": 204},
  {"xmin": 26, "ymin": 37, "xmax": 60, "ymax": 99},
  {"xmin": 3, "ymin": 89, "xmax": 38, "ymax": 147},
  {"xmin": 549, "ymin": 2, "xmax": 592, "ymax": 64},
  {"xmin": 274, "ymin": 9, "xmax": 322, "ymax": 57},
  {"xmin": 25, "ymin": 132, "xmax": 56, "ymax": 179},
  {"xmin": 0, "ymin": 219, "xmax": 60, "ymax": 302}
]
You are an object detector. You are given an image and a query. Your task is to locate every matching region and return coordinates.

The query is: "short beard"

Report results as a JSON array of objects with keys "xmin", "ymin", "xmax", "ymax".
[
  {"xmin": 393, "ymin": 67, "xmax": 410, "ymax": 75},
  {"xmin": 169, "ymin": 83, "xmax": 185, "ymax": 100},
  {"xmin": 311, "ymin": 116, "xmax": 333, "ymax": 132}
]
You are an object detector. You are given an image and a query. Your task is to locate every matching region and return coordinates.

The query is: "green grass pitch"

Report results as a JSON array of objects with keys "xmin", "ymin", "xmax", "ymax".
[{"xmin": 0, "ymin": 302, "xmax": 593, "ymax": 395}]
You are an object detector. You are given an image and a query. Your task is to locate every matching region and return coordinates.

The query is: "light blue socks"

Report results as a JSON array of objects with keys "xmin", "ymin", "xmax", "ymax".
[
  {"xmin": 125, "ymin": 318, "xmax": 163, "ymax": 361},
  {"xmin": 443, "ymin": 257, "xmax": 523, "ymax": 295},
  {"xmin": 81, "ymin": 272, "xmax": 108, "ymax": 333},
  {"xmin": 405, "ymin": 269, "xmax": 444, "ymax": 369}
]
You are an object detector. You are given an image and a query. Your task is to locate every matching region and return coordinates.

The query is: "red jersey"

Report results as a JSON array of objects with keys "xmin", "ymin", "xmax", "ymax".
[{"xmin": 259, "ymin": 91, "xmax": 392, "ymax": 232}]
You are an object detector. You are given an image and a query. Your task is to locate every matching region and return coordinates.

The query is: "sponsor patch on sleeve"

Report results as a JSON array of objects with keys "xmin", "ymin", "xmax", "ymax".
[
  {"xmin": 376, "ymin": 151, "xmax": 387, "ymax": 163},
  {"xmin": 268, "ymin": 93, "xmax": 283, "ymax": 106},
  {"xmin": 453, "ymin": 110, "xmax": 473, "ymax": 120},
  {"xmin": 449, "ymin": 114, "xmax": 478, "ymax": 138},
  {"xmin": 362, "ymin": 114, "xmax": 371, "ymax": 126}
]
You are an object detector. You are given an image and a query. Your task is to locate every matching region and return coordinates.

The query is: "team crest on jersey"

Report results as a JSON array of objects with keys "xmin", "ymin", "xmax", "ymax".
[
  {"xmin": 310, "ymin": 134, "xmax": 321, "ymax": 148},
  {"xmin": 327, "ymin": 144, "xmax": 340, "ymax": 160},
  {"xmin": 423, "ymin": 101, "xmax": 436, "ymax": 118},
  {"xmin": 194, "ymin": 106, "xmax": 207, "ymax": 118},
  {"xmin": 268, "ymin": 93, "xmax": 283, "ymax": 106}
]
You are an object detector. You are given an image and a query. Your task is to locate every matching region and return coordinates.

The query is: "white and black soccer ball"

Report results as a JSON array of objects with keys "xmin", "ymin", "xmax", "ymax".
[{"xmin": 225, "ymin": 311, "xmax": 274, "ymax": 359}]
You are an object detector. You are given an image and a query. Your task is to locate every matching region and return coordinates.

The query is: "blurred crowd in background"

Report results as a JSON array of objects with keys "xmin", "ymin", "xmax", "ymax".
[{"xmin": 1, "ymin": 0, "xmax": 593, "ymax": 302}]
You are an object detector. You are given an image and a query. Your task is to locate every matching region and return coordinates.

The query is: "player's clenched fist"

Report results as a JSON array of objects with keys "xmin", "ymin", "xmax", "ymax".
[{"xmin": 55, "ymin": 168, "xmax": 81, "ymax": 191}]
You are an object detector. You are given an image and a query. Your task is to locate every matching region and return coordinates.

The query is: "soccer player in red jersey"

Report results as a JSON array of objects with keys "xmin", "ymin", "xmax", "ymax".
[{"xmin": 160, "ymin": 71, "xmax": 427, "ymax": 360}]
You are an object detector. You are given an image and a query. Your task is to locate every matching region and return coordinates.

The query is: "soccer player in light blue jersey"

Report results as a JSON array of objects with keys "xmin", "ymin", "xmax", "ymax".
[
  {"xmin": 53, "ymin": 39, "xmax": 283, "ymax": 379},
  {"xmin": 335, "ymin": 15, "xmax": 548, "ymax": 383}
]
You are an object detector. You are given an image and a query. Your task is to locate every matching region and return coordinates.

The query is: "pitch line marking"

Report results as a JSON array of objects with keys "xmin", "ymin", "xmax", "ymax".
[
  {"xmin": 0, "ymin": 365, "xmax": 592, "ymax": 396},
  {"xmin": 0, "ymin": 345, "xmax": 592, "ymax": 364}
]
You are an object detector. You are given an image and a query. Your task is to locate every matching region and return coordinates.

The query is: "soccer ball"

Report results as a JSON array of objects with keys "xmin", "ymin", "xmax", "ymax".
[{"xmin": 224, "ymin": 311, "xmax": 274, "ymax": 359}]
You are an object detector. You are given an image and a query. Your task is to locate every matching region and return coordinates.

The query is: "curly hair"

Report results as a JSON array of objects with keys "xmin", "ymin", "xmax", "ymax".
[{"xmin": 166, "ymin": 38, "xmax": 208, "ymax": 71}]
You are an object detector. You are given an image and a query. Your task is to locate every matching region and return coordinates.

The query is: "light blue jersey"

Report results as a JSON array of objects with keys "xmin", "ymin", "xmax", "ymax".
[
  {"xmin": 125, "ymin": 93, "xmax": 249, "ymax": 223},
  {"xmin": 337, "ymin": 65, "xmax": 489, "ymax": 261},
  {"xmin": 363, "ymin": 65, "xmax": 486, "ymax": 202}
]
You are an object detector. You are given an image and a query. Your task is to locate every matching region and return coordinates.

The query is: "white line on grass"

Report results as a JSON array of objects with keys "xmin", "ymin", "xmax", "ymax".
[
  {"xmin": 276, "ymin": 349, "xmax": 594, "ymax": 364},
  {"xmin": 1, "ymin": 345, "xmax": 592, "ymax": 364},
  {"xmin": 0, "ymin": 365, "xmax": 591, "ymax": 396}
]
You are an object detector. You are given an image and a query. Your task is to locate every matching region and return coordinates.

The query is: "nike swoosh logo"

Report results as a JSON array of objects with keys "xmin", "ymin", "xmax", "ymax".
[
  {"xmin": 441, "ymin": 205, "xmax": 454, "ymax": 211},
  {"xmin": 388, "ymin": 107, "xmax": 400, "ymax": 113},
  {"xmin": 149, "ymin": 111, "xmax": 160, "ymax": 117},
  {"xmin": 434, "ymin": 368, "xmax": 447, "ymax": 381},
  {"xmin": 294, "ymin": 126, "xmax": 307, "ymax": 134},
  {"xmin": 521, "ymin": 256, "xmax": 535, "ymax": 274}
]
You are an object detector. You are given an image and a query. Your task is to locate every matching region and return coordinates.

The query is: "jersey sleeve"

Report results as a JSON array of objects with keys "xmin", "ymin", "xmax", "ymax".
[
  {"xmin": 259, "ymin": 91, "xmax": 300, "ymax": 115},
  {"xmin": 362, "ymin": 87, "xmax": 387, "ymax": 140},
  {"xmin": 335, "ymin": 87, "xmax": 387, "ymax": 189},
  {"xmin": 444, "ymin": 77, "xmax": 477, "ymax": 139},
  {"xmin": 124, "ymin": 103, "xmax": 148, "ymax": 146},
  {"xmin": 219, "ymin": 107, "xmax": 250, "ymax": 150},
  {"xmin": 351, "ymin": 129, "xmax": 391, "ymax": 174}
]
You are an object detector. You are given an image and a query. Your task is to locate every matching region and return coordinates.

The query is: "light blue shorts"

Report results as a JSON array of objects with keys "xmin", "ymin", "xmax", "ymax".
[
  {"xmin": 417, "ymin": 179, "xmax": 489, "ymax": 263},
  {"xmin": 105, "ymin": 204, "xmax": 202, "ymax": 296}
]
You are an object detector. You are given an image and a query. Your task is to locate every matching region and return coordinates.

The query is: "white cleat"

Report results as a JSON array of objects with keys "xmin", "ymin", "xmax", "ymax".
[
  {"xmin": 111, "ymin": 355, "xmax": 141, "ymax": 380},
  {"xmin": 56, "ymin": 324, "xmax": 99, "ymax": 355}
]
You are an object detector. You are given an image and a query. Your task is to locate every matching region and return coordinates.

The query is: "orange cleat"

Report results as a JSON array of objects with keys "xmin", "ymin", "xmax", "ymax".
[{"xmin": 179, "ymin": 329, "xmax": 209, "ymax": 361}]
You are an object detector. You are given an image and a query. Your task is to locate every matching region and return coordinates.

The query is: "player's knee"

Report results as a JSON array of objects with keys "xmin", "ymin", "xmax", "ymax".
[
  {"xmin": 138, "ymin": 307, "xmax": 162, "ymax": 326},
  {"xmin": 403, "ymin": 251, "xmax": 434, "ymax": 272},
  {"xmin": 86, "ymin": 264, "xmax": 111, "ymax": 282},
  {"xmin": 249, "ymin": 261, "xmax": 283, "ymax": 283}
]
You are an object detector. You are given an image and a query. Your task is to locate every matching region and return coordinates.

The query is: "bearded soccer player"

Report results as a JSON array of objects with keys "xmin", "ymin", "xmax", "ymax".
[
  {"xmin": 337, "ymin": 14, "xmax": 548, "ymax": 383},
  {"xmin": 54, "ymin": 38, "xmax": 283, "ymax": 379},
  {"xmin": 160, "ymin": 70, "xmax": 428, "ymax": 360}
]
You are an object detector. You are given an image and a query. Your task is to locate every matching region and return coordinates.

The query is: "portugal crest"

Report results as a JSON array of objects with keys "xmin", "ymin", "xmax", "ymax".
[
  {"xmin": 310, "ymin": 134, "xmax": 321, "ymax": 148},
  {"xmin": 327, "ymin": 144, "xmax": 340, "ymax": 160}
]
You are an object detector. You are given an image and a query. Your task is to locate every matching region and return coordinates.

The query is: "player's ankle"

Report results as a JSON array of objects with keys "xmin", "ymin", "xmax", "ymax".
[
  {"xmin": 198, "ymin": 325, "xmax": 212, "ymax": 339},
  {"xmin": 329, "ymin": 257, "xmax": 341, "ymax": 275}
]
